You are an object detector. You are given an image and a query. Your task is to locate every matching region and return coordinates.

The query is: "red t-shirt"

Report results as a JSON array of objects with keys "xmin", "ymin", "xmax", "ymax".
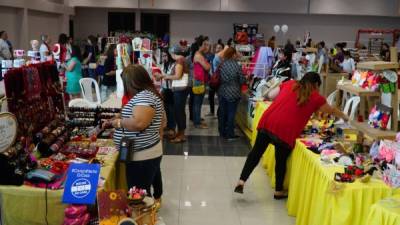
[{"xmin": 257, "ymin": 80, "xmax": 326, "ymax": 148}]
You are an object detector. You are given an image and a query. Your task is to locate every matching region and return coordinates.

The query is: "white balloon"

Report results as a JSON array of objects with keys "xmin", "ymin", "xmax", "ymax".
[
  {"xmin": 281, "ymin": 24, "xmax": 289, "ymax": 33},
  {"xmin": 273, "ymin": 25, "xmax": 280, "ymax": 33}
]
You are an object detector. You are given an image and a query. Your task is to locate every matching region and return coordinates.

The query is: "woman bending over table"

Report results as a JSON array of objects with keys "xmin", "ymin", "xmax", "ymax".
[{"xmin": 235, "ymin": 72, "xmax": 349, "ymax": 199}]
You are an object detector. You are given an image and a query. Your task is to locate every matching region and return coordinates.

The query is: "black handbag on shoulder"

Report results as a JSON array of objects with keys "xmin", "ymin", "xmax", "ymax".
[{"xmin": 119, "ymin": 129, "xmax": 135, "ymax": 162}]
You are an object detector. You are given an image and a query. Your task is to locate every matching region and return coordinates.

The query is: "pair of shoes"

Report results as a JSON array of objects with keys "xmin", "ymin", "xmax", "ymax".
[{"xmin": 234, "ymin": 184, "xmax": 244, "ymax": 194}]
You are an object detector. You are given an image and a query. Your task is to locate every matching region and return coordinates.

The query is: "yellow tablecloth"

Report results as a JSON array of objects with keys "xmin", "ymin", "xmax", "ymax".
[
  {"xmin": 287, "ymin": 141, "xmax": 395, "ymax": 225},
  {"xmin": 251, "ymin": 100, "xmax": 397, "ymax": 225},
  {"xmin": 366, "ymin": 197, "xmax": 400, "ymax": 225},
  {"xmin": 0, "ymin": 149, "xmax": 119, "ymax": 225}
]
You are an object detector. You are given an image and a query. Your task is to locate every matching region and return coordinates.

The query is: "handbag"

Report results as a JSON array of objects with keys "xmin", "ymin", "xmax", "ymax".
[
  {"xmin": 262, "ymin": 75, "xmax": 287, "ymax": 100},
  {"xmin": 192, "ymin": 79, "xmax": 205, "ymax": 94},
  {"xmin": 172, "ymin": 73, "xmax": 189, "ymax": 89},
  {"xmin": 119, "ymin": 129, "xmax": 134, "ymax": 162},
  {"xmin": 209, "ymin": 62, "xmax": 223, "ymax": 89}
]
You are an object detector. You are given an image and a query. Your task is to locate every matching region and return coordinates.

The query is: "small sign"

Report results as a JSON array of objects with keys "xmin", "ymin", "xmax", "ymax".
[
  {"xmin": 63, "ymin": 163, "xmax": 101, "ymax": 204},
  {"xmin": 0, "ymin": 113, "xmax": 18, "ymax": 153}
]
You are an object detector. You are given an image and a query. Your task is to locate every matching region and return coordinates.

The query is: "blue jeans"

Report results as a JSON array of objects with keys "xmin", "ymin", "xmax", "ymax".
[
  {"xmin": 173, "ymin": 88, "xmax": 189, "ymax": 131},
  {"xmin": 218, "ymin": 96, "xmax": 239, "ymax": 138},
  {"xmin": 162, "ymin": 89, "xmax": 176, "ymax": 130},
  {"xmin": 87, "ymin": 68, "xmax": 96, "ymax": 80},
  {"xmin": 193, "ymin": 93, "xmax": 205, "ymax": 126}
]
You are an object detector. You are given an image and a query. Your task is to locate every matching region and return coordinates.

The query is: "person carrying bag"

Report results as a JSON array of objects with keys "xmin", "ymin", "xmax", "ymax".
[{"xmin": 106, "ymin": 65, "xmax": 166, "ymax": 203}]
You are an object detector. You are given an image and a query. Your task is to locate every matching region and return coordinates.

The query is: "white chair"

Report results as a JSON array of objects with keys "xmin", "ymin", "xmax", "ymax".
[
  {"xmin": 343, "ymin": 96, "xmax": 361, "ymax": 120},
  {"xmin": 326, "ymin": 90, "xmax": 337, "ymax": 106},
  {"xmin": 79, "ymin": 78, "xmax": 101, "ymax": 105},
  {"xmin": 68, "ymin": 98, "xmax": 98, "ymax": 108}
]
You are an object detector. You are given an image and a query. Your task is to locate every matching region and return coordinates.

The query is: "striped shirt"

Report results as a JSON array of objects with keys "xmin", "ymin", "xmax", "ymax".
[
  {"xmin": 219, "ymin": 59, "xmax": 246, "ymax": 101},
  {"xmin": 113, "ymin": 90, "xmax": 164, "ymax": 151}
]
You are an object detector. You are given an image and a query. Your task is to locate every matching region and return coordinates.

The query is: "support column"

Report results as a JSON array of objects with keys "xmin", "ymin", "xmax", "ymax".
[
  {"xmin": 17, "ymin": 7, "xmax": 29, "ymax": 50},
  {"xmin": 135, "ymin": 9, "xmax": 141, "ymax": 31},
  {"xmin": 60, "ymin": 13, "xmax": 70, "ymax": 36}
]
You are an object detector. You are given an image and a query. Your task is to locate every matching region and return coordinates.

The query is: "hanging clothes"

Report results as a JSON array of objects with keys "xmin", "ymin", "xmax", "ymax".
[{"xmin": 252, "ymin": 47, "xmax": 274, "ymax": 78}]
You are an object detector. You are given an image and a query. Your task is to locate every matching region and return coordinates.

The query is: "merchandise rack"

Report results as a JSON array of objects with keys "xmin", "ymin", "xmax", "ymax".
[{"xmin": 338, "ymin": 61, "xmax": 399, "ymax": 140}]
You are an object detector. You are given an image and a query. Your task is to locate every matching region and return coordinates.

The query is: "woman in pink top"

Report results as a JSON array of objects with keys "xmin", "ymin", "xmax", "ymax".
[{"xmin": 192, "ymin": 36, "xmax": 211, "ymax": 129}]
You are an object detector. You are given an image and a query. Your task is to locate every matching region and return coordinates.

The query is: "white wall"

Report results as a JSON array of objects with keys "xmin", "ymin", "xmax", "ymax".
[
  {"xmin": 169, "ymin": 11, "xmax": 400, "ymax": 47},
  {"xmin": 0, "ymin": 7, "xmax": 21, "ymax": 47},
  {"xmin": 74, "ymin": 8, "xmax": 400, "ymax": 47},
  {"xmin": 28, "ymin": 10, "xmax": 62, "ymax": 47}
]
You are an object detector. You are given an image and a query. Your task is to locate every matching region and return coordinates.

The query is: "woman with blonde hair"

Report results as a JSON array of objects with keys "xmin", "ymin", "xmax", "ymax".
[{"xmin": 235, "ymin": 72, "xmax": 348, "ymax": 199}]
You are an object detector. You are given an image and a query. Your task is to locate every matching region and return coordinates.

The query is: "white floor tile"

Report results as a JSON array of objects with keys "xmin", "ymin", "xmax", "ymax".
[{"xmin": 158, "ymin": 155, "xmax": 296, "ymax": 225}]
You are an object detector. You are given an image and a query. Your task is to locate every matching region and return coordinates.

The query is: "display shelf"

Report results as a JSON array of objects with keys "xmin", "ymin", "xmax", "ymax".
[
  {"xmin": 356, "ymin": 61, "xmax": 399, "ymax": 70},
  {"xmin": 350, "ymin": 121, "xmax": 397, "ymax": 140},
  {"xmin": 336, "ymin": 83, "xmax": 381, "ymax": 97},
  {"xmin": 304, "ymin": 47, "xmax": 318, "ymax": 53}
]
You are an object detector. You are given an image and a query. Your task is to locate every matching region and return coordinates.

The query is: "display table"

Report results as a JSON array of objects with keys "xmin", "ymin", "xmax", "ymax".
[
  {"xmin": 236, "ymin": 92, "xmax": 256, "ymax": 140},
  {"xmin": 0, "ymin": 143, "xmax": 119, "ymax": 225},
  {"xmin": 250, "ymin": 98, "xmax": 398, "ymax": 225},
  {"xmin": 287, "ymin": 141, "xmax": 394, "ymax": 225},
  {"xmin": 365, "ymin": 197, "xmax": 400, "ymax": 225}
]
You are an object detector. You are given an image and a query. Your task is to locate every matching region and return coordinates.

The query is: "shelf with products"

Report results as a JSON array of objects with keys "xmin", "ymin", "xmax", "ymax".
[{"xmin": 336, "ymin": 61, "xmax": 400, "ymax": 139}]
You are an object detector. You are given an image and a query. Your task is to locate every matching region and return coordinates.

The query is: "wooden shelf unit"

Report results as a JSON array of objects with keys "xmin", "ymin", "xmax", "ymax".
[
  {"xmin": 338, "ymin": 61, "xmax": 400, "ymax": 139},
  {"xmin": 356, "ymin": 61, "xmax": 399, "ymax": 70}
]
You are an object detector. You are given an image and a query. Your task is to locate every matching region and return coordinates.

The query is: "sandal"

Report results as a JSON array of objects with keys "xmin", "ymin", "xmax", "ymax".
[
  {"xmin": 166, "ymin": 130, "xmax": 176, "ymax": 140},
  {"xmin": 195, "ymin": 124, "xmax": 208, "ymax": 129},
  {"xmin": 170, "ymin": 137, "xmax": 186, "ymax": 143}
]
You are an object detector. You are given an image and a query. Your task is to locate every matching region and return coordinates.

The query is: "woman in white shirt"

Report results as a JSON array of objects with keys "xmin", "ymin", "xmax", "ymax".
[
  {"xmin": 340, "ymin": 50, "xmax": 355, "ymax": 75},
  {"xmin": 40, "ymin": 35, "xmax": 51, "ymax": 62}
]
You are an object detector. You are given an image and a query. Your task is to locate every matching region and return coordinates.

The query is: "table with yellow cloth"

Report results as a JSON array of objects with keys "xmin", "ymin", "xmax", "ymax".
[
  {"xmin": 0, "ymin": 142, "xmax": 119, "ymax": 225},
  {"xmin": 287, "ymin": 141, "xmax": 395, "ymax": 225},
  {"xmin": 251, "ymin": 100, "xmax": 397, "ymax": 225},
  {"xmin": 365, "ymin": 197, "xmax": 400, "ymax": 225}
]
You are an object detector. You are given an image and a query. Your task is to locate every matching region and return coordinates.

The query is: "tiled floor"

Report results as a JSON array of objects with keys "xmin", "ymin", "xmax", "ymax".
[{"xmin": 158, "ymin": 106, "xmax": 296, "ymax": 225}]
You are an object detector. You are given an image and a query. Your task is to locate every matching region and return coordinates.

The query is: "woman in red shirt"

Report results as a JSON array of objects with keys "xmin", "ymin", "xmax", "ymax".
[{"xmin": 235, "ymin": 72, "xmax": 348, "ymax": 199}]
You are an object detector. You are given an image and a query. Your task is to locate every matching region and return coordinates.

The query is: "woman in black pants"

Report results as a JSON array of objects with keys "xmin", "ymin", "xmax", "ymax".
[{"xmin": 235, "ymin": 72, "xmax": 348, "ymax": 199}]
